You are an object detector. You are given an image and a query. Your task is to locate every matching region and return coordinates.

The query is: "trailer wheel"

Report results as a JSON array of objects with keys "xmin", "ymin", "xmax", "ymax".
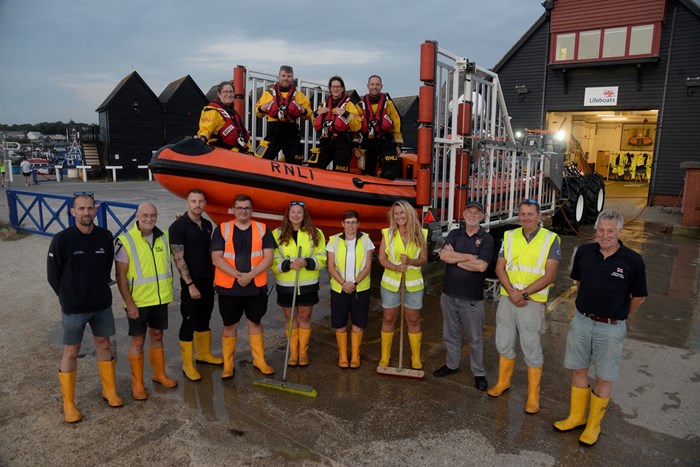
[
  {"xmin": 582, "ymin": 173, "xmax": 605, "ymax": 224},
  {"xmin": 553, "ymin": 176, "xmax": 585, "ymax": 234}
]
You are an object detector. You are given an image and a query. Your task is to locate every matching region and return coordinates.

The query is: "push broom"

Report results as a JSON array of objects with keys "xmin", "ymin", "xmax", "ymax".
[
  {"xmin": 376, "ymin": 272, "xmax": 425, "ymax": 380},
  {"xmin": 254, "ymin": 247, "xmax": 318, "ymax": 397}
]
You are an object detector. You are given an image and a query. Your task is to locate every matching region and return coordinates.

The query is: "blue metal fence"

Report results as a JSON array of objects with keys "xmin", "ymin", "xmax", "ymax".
[{"xmin": 6, "ymin": 190, "xmax": 138, "ymax": 238}]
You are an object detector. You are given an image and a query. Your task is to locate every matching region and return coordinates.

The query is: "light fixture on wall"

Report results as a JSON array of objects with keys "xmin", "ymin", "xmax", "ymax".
[
  {"xmin": 132, "ymin": 101, "xmax": 140, "ymax": 113},
  {"xmin": 515, "ymin": 85, "xmax": 528, "ymax": 101},
  {"xmin": 687, "ymin": 77, "xmax": 700, "ymax": 96}
]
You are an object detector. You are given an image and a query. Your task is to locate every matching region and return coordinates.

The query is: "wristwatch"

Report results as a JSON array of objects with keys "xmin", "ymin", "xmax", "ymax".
[
  {"xmin": 353, "ymin": 281, "xmax": 358, "ymax": 286},
  {"xmin": 522, "ymin": 292, "xmax": 530, "ymax": 300}
]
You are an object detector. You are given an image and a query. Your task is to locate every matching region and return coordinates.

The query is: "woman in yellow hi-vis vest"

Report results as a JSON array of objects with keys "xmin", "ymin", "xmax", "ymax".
[
  {"xmin": 377, "ymin": 200, "xmax": 428, "ymax": 370},
  {"xmin": 272, "ymin": 201, "xmax": 327, "ymax": 366},
  {"xmin": 326, "ymin": 210, "xmax": 375, "ymax": 368}
]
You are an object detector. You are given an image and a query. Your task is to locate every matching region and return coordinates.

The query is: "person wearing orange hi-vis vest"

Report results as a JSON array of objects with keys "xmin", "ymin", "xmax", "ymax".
[
  {"xmin": 377, "ymin": 200, "xmax": 428, "ymax": 371},
  {"xmin": 489, "ymin": 199, "xmax": 561, "ymax": 415},
  {"xmin": 210, "ymin": 194, "xmax": 276, "ymax": 379}
]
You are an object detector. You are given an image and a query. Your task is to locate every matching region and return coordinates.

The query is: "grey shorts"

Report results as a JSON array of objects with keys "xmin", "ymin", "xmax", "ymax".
[
  {"xmin": 380, "ymin": 286, "xmax": 424, "ymax": 310},
  {"xmin": 62, "ymin": 307, "xmax": 115, "ymax": 345},
  {"xmin": 564, "ymin": 311, "xmax": 627, "ymax": 381}
]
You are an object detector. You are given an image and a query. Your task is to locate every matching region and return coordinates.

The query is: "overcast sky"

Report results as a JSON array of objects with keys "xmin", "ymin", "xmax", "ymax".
[{"xmin": 0, "ymin": 0, "xmax": 546, "ymax": 125}]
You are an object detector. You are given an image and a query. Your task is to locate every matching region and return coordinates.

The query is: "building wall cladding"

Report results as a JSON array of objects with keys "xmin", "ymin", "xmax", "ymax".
[
  {"xmin": 494, "ymin": 0, "xmax": 700, "ymax": 202},
  {"xmin": 98, "ymin": 74, "xmax": 164, "ymax": 175},
  {"xmin": 162, "ymin": 78, "xmax": 207, "ymax": 145},
  {"xmin": 651, "ymin": 2, "xmax": 700, "ymax": 198},
  {"xmin": 550, "ymin": 0, "xmax": 666, "ymax": 33},
  {"xmin": 495, "ymin": 20, "xmax": 549, "ymax": 131}
]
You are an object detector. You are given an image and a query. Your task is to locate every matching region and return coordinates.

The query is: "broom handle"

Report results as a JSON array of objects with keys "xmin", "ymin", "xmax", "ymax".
[
  {"xmin": 282, "ymin": 246, "xmax": 303, "ymax": 382},
  {"xmin": 397, "ymin": 272, "xmax": 405, "ymax": 370}
]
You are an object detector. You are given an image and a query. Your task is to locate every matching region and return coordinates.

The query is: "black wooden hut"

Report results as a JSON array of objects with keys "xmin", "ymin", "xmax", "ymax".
[
  {"xmin": 159, "ymin": 75, "xmax": 208, "ymax": 144},
  {"xmin": 96, "ymin": 71, "xmax": 164, "ymax": 178}
]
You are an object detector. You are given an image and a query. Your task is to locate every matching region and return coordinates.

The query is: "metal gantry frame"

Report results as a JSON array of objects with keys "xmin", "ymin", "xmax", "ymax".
[{"xmin": 430, "ymin": 45, "xmax": 557, "ymax": 234}]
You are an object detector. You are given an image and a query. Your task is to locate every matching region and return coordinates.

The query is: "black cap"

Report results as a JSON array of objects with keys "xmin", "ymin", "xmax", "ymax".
[{"xmin": 465, "ymin": 200, "xmax": 484, "ymax": 211}]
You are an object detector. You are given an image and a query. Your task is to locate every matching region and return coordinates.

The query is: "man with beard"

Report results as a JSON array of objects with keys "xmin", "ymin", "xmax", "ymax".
[
  {"xmin": 255, "ymin": 65, "xmax": 313, "ymax": 164},
  {"xmin": 48, "ymin": 192, "xmax": 123, "ymax": 422}
]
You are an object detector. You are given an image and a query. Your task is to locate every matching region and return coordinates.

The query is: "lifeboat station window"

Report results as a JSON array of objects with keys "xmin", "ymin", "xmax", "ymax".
[
  {"xmin": 578, "ymin": 30, "xmax": 601, "ymax": 60},
  {"xmin": 602, "ymin": 27, "xmax": 627, "ymax": 58},
  {"xmin": 555, "ymin": 33, "xmax": 576, "ymax": 61},
  {"xmin": 629, "ymin": 25, "xmax": 654, "ymax": 55},
  {"xmin": 552, "ymin": 24, "xmax": 658, "ymax": 63}
]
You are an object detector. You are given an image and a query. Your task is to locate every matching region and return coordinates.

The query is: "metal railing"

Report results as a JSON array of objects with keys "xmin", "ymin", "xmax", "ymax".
[
  {"xmin": 430, "ymin": 44, "xmax": 557, "ymax": 233},
  {"xmin": 6, "ymin": 190, "xmax": 138, "ymax": 238}
]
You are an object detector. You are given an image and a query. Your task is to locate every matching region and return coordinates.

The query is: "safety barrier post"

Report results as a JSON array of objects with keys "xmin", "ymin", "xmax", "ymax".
[
  {"xmin": 55, "ymin": 166, "xmax": 63, "ymax": 182},
  {"xmin": 105, "ymin": 165, "xmax": 122, "ymax": 182},
  {"xmin": 77, "ymin": 165, "xmax": 91, "ymax": 182},
  {"xmin": 137, "ymin": 165, "xmax": 153, "ymax": 181}
]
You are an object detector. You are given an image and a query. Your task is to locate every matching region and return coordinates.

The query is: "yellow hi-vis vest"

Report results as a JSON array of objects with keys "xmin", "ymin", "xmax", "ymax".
[
  {"xmin": 329, "ymin": 232, "xmax": 371, "ymax": 293},
  {"xmin": 500, "ymin": 227, "xmax": 558, "ymax": 303},
  {"xmin": 380, "ymin": 227, "xmax": 428, "ymax": 292},
  {"xmin": 214, "ymin": 221, "xmax": 268, "ymax": 288},
  {"xmin": 272, "ymin": 228, "xmax": 327, "ymax": 289},
  {"xmin": 118, "ymin": 224, "xmax": 173, "ymax": 308}
]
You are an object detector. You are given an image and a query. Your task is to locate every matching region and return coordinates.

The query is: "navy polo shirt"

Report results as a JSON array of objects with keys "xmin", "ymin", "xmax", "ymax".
[
  {"xmin": 442, "ymin": 227, "xmax": 495, "ymax": 300},
  {"xmin": 571, "ymin": 240, "xmax": 647, "ymax": 320},
  {"xmin": 168, "ymin": 212, "xmax": 214, "ymax": 282}
]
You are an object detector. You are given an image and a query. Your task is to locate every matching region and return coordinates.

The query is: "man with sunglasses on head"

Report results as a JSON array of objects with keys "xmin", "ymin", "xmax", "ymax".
[
  {"xmin": 488, "ymin": 199, "xmax": 560, "ymax": 415},
  {"xmin": 210, "ymin": 194, "xmax": 276, "ymax": 379},
  {"xmin": 48, "ymin": 192, "xmax": 123, "ymax": 423},
  {"xmin": 115, "ymin": 202, "xmax": 177, "ymax": 401}
]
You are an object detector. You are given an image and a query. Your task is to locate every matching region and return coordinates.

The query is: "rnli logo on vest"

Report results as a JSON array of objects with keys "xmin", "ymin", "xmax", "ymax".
[
  {"xmin": 611, "ymin": 266, "xmax": 625, "ymax": 279},
  {"xmin": 584, "ymin": 87, "xmax": 618, "ymax": 106}
]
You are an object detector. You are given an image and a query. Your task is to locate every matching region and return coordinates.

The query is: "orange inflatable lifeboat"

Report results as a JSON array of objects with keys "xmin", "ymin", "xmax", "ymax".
[{"xmin": 150, "ymin": 138, "xmax": 418, "ymax": 237}]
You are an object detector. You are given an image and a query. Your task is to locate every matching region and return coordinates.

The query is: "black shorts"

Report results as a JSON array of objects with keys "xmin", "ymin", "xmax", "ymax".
[
  {"xmin": 218, "ymin": 294, "xmax": 268, "ymax": 326},
  {"xmin": 128, "ymin": 304, "xmax": 169, "ymax": 336},
  {"xmin": 276, "ymin": 290, "xmax": 320, "ymax": 308},
  {"xmin": 330, "ymin": 289, "xmax": 370, "ymax": 329}
]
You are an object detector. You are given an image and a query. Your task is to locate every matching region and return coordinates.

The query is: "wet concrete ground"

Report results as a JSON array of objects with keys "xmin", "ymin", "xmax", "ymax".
[{"xmin": 0, "ymin": 178, "xmax": 698, "ymax": 466}]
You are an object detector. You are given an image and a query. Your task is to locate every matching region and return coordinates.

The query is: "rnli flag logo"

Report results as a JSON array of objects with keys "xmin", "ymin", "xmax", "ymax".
[
  {"xmin": 617, "ymin": 267, "xmax": 623, "ymax": 273},
  {"xmin": 475, "ymin": 239, "xmax": 482, "ymax": 247}
]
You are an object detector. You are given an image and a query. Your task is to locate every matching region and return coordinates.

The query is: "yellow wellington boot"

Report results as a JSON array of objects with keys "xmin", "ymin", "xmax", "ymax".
[
  {"xmin": 350, "ymin": 330, "xmax": 364, "ymax": 369},
  {"xmin": 378, "ymin": 331, "xmax": 394, "ymax": 368},
  {"xmin": 128, "ymin": 353, "xmax": 148, "ymax": 401},
  {"xmin": 487, "ymin": 355, "xmax": 516, "ymax": 397},
  {"xmin": 298, "ymin": 328, "xmax": 312, "ymax": 366},
  {"xmin": 221, "ymin": 336, "xmax": 237, "ymax": 380},
  {"xmin": 149, "ymin": 347, "xmax": 178, "ymax": 388},
  {"xmin": 554, "ymin": 386, "xmax": 591, "ymax": 432},
  {"xmin": 179, "ymin": 341, "xmax": 202, "ymax": 382},
  {"xmin": 97, "ymin": 358, "xmax": 124, "ymax": 407},
  {"xmin": 579, "ymin": 392, "xmax": 610, "ymax": 446},
  {"xmin": 335, "ymin": 331, "xmax": 349, "ymax": 368},
  {"xmin": 408, "ymin": 332, "xmax": 423, "ymax": 370},
  {"xmin": 525, "ymin": 366, "xmax": 543, "ymax": 414},
  {"xmin": 249, "ymin": 333, "xmax": 275, "ymax": 375},
  {"xmin": 287, "ymin": 328, "xmax": 299, "ymax": 366},
  {"xmin": 58, "ymin": 370, "xmax": 82, "ymax": 423},
  {"xmin": 193, "ymin": 330, "xmax": 223, "ymax": 365}
]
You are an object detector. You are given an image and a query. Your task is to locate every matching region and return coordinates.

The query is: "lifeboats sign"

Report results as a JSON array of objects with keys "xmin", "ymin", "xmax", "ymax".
[{"xmin": 583, "ymin": 87, "xmax": 618, "ymax": 106}]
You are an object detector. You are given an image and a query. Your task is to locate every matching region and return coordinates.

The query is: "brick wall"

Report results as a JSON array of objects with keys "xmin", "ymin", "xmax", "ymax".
[
  {"xmin": 650, "ymin": 194, "xmax": 682, "ymax": 207},
  {"xmin": 681, "ymin": 168, "xmax": 700, "ymax": 226}
]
